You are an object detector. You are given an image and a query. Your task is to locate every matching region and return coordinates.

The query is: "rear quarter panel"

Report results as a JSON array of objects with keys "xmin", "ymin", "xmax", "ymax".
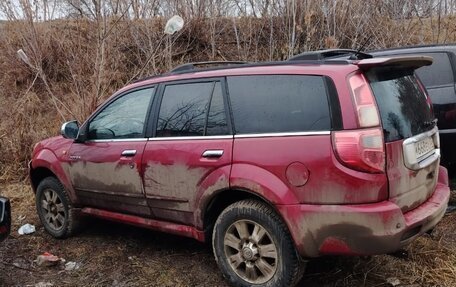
[{"xmin": 231, "ymin": 136, "xmax": 388, "ymax": 205}]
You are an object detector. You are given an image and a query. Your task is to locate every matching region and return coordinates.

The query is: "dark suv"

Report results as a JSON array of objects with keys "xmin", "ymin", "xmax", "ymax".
[
  {"xmin": 29, "ymin": 54, "xmax": 450, "ymax": 287},
  {"xmin": 336, "ymin": 45, "xmax": 456, "ymax": 169},
  {"xmin": 0, "ymin": 197, "xmax": 11, "ymax": 242}
]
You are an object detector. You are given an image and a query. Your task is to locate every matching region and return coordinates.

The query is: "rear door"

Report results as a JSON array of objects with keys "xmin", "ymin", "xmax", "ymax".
[
  {"xmin": 143, "ymin": 79, "xmax": 232, "ymax": 226},
  {"xmin": 366, "ymin": 67, "xmax": 440, "ymax": 212}
]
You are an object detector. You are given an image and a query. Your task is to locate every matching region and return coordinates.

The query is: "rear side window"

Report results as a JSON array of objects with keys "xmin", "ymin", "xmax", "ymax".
[
  {"xmin": 156, "ymin": 81, "xmax": 229, "ymax": 137},
  {"xmin": 227, "ymin": 75, "xmax": 331, "ymax": 134},
  {"xmin": 414, "ymin": 53, "xmax": 454, "ymax": 87},
  {"xmin": 367, "ymin": 68, "xmax": 434, "ymax": 142}
]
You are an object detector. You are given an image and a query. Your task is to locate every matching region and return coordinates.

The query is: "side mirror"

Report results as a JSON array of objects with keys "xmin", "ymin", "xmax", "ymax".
[{"xmin": 61, "ymin": 120, "xmax": 79, "ymax": 139}]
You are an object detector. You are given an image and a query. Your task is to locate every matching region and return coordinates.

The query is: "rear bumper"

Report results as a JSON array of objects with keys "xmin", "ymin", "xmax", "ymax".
[
  {"xmin": 0, "ymin": 197, "xmax": 11, "ymax": 242},
  {"xmin": 277, "ymin": 166, "xmax": 450, "ymax": 257}
]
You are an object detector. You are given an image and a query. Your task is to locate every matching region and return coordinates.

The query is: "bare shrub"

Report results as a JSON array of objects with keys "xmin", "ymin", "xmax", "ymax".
[{"xmin": 0, "ymin": 0, "xmax": 455, "ymax": 182}]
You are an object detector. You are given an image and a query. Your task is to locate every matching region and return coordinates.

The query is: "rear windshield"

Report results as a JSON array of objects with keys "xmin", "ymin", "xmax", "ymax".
[{"xmin": 366, "ymin": 68, "xmax": 434, "ymax": 142}]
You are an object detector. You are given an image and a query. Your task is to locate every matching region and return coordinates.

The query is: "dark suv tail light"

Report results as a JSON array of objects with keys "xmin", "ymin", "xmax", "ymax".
[
  {"xmin": 416, "ymin": 78, "xmax": 433, "ymax": 114},
  {"xmin": 0, "ymin": 197, "xmax": 11, "ymax": 242},
  {"xmin": 333, "ymin": 73, "xmax": 385, "ymax": 173}
]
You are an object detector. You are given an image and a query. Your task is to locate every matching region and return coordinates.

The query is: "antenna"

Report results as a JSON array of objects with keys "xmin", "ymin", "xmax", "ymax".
[{"xmin": 351, "ymin": 35, "xmax": 373, "ymax": 60}]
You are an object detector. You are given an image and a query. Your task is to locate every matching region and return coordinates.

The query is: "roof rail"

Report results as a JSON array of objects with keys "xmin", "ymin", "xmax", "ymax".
[
  {"xmin": 370, "ymin": 43, "xmax": 456, "ymax": 53},
  {"xmin": 170, "ymin": 61, "xmax": 248, "ymax": 73},
  {"xmin": 132, "ymin": 59, "xmax": 351, "ymax": 84},
  {"xmin": 289, "ymin": 49, "xmax": 373, "ymax": 61}
]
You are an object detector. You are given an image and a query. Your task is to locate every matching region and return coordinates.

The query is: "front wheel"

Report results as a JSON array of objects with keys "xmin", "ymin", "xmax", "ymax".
[
  {"xmin": 36, "ymin": 177, "xmax": 80, "ymax": 238},
  {"xmin": 212, "ymin": 200, "xmax": 305, "ymax": 287}
]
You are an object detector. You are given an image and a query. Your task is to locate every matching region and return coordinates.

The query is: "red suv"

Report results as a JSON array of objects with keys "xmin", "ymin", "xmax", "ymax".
[{"xmin": 30, "ymin": 52, "xmax": 450, "ymax": 287}]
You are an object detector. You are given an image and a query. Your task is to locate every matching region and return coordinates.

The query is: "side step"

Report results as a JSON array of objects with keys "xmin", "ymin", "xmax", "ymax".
[{"xmin": 81, "ymin": 207, "xmax": 205, "ymax": 242}]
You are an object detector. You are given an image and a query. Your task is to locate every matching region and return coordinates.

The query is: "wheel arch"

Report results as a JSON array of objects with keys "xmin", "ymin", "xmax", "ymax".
[
  {"xmin": 30, "ymin": 166, "xmax": 57, "ymax": 192},
  {"xmin": 202, "ymin": 188, "xmax": 287, "ymax": 243},
  {"xmin": 29, "ymin": 149, "xmax": 76, "ymax": 202}
]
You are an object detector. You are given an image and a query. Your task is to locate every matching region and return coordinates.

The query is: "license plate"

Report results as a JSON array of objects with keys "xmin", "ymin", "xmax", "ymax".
[{"xmin": 415, "ymin": 137, "xmax": 435, "ymax": 159}]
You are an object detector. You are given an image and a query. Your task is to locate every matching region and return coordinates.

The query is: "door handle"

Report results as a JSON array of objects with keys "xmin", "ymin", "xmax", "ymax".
[
  {"xmin": 121, "ymin": 150, "xmax": 137, "ymax": 157},
  {"xmin": 202, "ymin": 150, "xmax": 224, "ymax": 158}
]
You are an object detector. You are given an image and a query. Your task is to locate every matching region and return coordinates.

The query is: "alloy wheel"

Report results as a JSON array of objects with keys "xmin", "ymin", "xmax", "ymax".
[
  {"xmin": 223, "ymin": 219, "xmax": 278, "ymax": 284},
  {"xmin": 40, "ymin": 188, "xmax": 66, "ymax": 231}
]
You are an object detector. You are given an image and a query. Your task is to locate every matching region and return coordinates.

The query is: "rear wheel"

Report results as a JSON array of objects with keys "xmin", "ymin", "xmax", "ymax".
[
  {"xmin": 212, "ymin": 200, "xmax": 305, "ymax": 287},
  {"xmin": 36, "ymin": 177, "xmax": 80, "ymax": 238}
]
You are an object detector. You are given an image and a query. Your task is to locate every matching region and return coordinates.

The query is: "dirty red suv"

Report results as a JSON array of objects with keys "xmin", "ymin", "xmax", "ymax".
[{"xmin": 30, "ymin": 51, "xmax": 450, "ymax": 287}]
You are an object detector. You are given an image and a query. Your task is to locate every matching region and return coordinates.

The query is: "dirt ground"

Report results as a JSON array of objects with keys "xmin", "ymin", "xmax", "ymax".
[{"xmin": 0, "ymin": 183, "xmax": 455, "ymax": 287}]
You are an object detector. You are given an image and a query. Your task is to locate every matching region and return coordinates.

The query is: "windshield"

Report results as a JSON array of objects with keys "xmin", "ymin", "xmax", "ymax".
[{"xmin": 366, "ymin": 67, "xmax": 435, "ymax": 142}]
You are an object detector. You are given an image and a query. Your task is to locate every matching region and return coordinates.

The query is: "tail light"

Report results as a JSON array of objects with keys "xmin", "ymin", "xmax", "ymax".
[
  {"xmin": 333, "ymin": 128, "xmax": 385, "ymax": 173},
  {"xmin": 0, "ymin": 198, "xmax": 10, "ymax": 241},
  {"xmin": 416, "ymin": 78, "xmax": 433, "ymax": 114},
  {"xmin": 348, "ymin": 73, "xmax": 380, "ymax": 128},
  {"xmin": 0, "ymin": 225, "xmax": 8, "ymax": 235},
  {"xmin": 332, "ymin": 72, "xmax": 385, "ymax": 173}
]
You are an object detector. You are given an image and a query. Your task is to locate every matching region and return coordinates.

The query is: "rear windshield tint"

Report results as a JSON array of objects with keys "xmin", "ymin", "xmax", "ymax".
[
  {"xmin": 366, "ymin": 68, "xmax": 434, "ymax": 142},
  {"xmin": 227, "ymin": 75, "xmax": 331, "ymax": 134}
]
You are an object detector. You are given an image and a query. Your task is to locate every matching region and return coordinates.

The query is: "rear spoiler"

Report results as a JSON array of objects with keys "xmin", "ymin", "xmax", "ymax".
[{"xmin": 355, "ymin": 56, "xmax": 433, "ymax": 70}]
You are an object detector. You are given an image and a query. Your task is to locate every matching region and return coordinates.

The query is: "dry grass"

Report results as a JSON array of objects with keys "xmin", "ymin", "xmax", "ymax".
[
  {"xmin": 1, "ymin": 183, "xmax": 455, "ymax": 287},
  {"xmin": 1, "ymin": 12, "xmax": 456, "ymax": 183}
]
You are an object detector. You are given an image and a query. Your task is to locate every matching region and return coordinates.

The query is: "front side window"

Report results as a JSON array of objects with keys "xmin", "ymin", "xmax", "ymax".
[
  {"xmin": 227, "ymin": 75, "xmax": 331, "ymax": 134},
  {"xmin": 156, "ymin": 81, "xmax": 229, "ymax": 137},
  {"xmin": 89, "ymin": 88, "xmax": 154, "ymax": 139}
]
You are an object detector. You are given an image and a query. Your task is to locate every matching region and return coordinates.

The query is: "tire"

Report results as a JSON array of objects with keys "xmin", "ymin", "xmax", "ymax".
[
  {"xmin": 212, "ymin": 200, "xmax": 305, "ymax": 287},
  {"xmin": 36, "ymin": 177, "xmax": 80, "ymax": 238}
]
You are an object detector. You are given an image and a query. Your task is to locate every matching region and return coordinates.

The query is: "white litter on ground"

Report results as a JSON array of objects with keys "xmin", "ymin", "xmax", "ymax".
[{"xmin": 18, "ymin": 223, "xmax": 35, "ymax": 235}]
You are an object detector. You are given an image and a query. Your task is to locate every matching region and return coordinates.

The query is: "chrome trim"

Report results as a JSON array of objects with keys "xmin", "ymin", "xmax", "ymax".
[
  {"xmin": 402, "ymin": 126, "xmax": 440, "ymax": 170},
  {"xmin": 402, "ymin": 126, "xmax": 438, "ymax": 145},
  {"xmin": 148, "ymin": 135, "xmax": 233, "ymax": 141},
  {"xmin": 438, "ymin": 128, "xmax": 456, "ymax": 134},
  {"xmin": 146, "ymin": 132, "xmax": 330, "ymax": 141},
  {"xmin": 69, "ymin": 155, "xmax": 81, "ymax": 161},
  {"xmin": 87, "ymin": 138, "xmax": 148, "ymax": 143},
  {"xmin": 121, "ymin": 150, "xmax": 137, "ymax": 156},
  {"xmin": 234, "ymin": 131, "xmax": 330, "ymax": 138},
  {"xmin": 202, "ymin": 149, "xmax": 224, "ymax": 158},
  {"xmin": 60, "ymin": 123, "xmax": 66, "ymax": 137}
]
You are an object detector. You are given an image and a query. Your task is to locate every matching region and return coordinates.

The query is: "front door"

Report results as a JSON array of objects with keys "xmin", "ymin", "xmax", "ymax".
[
  {"xmin": 143, "ymin": 80, "xmax": 233, "ymax": 225},
  {"xmin": 67, "ymin": 87, "xmax": 155, "ymax": 216}
]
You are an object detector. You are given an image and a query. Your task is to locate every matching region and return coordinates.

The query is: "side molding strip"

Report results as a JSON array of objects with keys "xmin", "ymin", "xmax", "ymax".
[{"xmin": 81, "ymin": 207, "xmax": 205, "ymax": 242}]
